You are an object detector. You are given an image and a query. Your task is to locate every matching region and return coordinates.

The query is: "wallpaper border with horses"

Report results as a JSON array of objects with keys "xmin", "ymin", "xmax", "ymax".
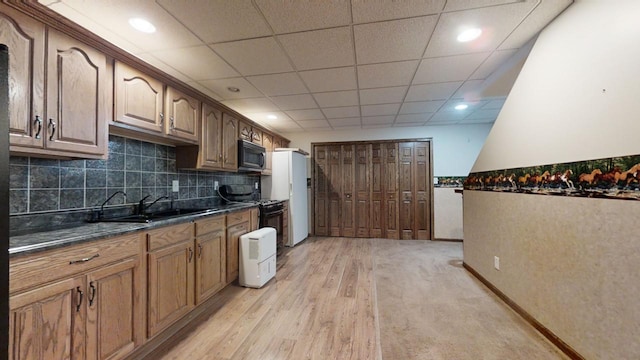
[{"xmin": 463, "ymin": 154, "xmax": 640, "ymax": 201}]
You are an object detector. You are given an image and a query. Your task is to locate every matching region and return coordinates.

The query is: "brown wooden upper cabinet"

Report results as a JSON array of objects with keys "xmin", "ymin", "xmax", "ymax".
[
  {"xmin": 262, "ymin": 132, "xmax": 274, "ymax": 175},
  {"xmin": 114, "ymin": 61, "xmax": 199, "ymax": 144},
  {"xmin": 239, "ymin": 119, "xmax": 262, "ymax": 145},
  {"xmin": 176, "ymin": 103, "xmax": 238, "ymax": 171},
  {"xmin": 4, "ymin": 8, "xmax": 108, "ymax": 159}
]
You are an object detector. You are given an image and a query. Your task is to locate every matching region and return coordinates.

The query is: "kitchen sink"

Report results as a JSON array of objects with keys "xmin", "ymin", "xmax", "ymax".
[{"xmin": 98, "ymin": 208, "xmax": 210, "ymax": 223}]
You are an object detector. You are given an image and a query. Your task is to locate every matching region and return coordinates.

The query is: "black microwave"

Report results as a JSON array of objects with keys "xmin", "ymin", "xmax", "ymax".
[{"xmin": 238, "ymin": 139, "xmax": 265, "ymax": 172}]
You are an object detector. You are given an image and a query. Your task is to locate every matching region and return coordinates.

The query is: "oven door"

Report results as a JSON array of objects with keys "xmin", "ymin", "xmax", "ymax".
[{"xmin": 261, "ymin": 208, "xmax": 284, "ymax": 253}]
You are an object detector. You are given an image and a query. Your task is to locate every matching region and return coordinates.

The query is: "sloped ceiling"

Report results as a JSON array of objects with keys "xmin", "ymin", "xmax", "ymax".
[{"xmin": 41, "ymin": 0, "xmax": 572, "ymax": 133}]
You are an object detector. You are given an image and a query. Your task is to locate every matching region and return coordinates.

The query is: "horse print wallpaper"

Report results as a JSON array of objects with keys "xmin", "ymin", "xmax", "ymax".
[
  {"xmin": 434, "ymin": 176, "xmax": 466, "ymax": 188},
  {"xmin": 464, "ymin": 154, "xmax": 640, "ymax": 201}
]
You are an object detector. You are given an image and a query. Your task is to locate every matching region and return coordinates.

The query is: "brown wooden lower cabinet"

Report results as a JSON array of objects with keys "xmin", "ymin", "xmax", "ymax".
[
  {"xmin": 313, "ymin": 140, "xmax": 433, "ymax": 240},
  {"xmin": 195, "ymin": 215, "xmax": 226, "ymax": 305},
  {"xmin": 226, "ymin": 211, "xmax": 251, "ymax": 284},
  {"xmin": 9, "ymin": 233, "xmax": 144, "ymax": 360}
]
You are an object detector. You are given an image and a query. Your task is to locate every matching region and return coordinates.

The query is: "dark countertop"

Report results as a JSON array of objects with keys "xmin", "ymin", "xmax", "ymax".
[{"xmin": 10, "ymin": 203, "xmax": 257, "ymax": 258}]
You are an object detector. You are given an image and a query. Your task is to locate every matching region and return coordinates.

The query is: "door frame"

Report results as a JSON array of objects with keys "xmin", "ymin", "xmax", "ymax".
[{"xmin": 310, "ymin": 138, "xmax": 434, "ymax": 240}]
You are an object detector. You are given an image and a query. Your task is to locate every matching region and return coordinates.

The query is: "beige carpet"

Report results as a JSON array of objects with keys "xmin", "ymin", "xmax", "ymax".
[{"xmin": 374, "ymin": 239, "xmax": 568, "ymax": 359}]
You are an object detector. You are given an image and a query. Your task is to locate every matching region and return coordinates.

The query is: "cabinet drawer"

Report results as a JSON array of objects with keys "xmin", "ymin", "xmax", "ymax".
[
  {"xmin": 227, "ymin": 210, "xmax": 251, "ymax": 227},
  {"xmin": 147, "ymin": 222, "xmax": 194, "ymax": 252},
  {"xmin": 195, "ymin": 215, "xmax": 225, "ymax": 237},
  {"xmin": 10, "ymin": 233, "xmax": 142, "ymax": 294}
]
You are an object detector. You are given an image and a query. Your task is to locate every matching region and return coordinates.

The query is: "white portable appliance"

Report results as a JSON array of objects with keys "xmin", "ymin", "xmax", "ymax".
[
  {"xmin": 261, "ymin": 149, "xmax": 309, "ymax": 246},
  {"xmin": 239, "ymin": 227, "xmax": 277, "ymax": 288}
]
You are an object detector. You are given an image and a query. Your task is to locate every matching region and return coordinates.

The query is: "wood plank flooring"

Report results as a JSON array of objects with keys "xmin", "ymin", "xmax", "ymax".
[{"xmin": 153, "ymin": 237, "xmax": 568, "ymax": 360}]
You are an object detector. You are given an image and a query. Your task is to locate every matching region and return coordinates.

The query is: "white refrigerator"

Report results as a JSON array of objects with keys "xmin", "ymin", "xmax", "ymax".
[{"xmin": 261, "ymin": 150, "xmax": 308, "ymax": 246}]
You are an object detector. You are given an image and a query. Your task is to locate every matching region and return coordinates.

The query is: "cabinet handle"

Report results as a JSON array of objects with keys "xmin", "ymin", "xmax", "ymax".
[
  {"xmin": 170, "ymin": 116, "xmax": 175, "ymax": 130},
  {"xmin": 76, "ymin": 287, "xmax": 83, "ymax": 312},
  {"xmin": 198, "ymin": 244, "xmax": 203, "ymax": 258},
  {"xmin": 219, "ymin": 154, "xmax": 223, "ymax": 160},
  {"xmin": 159, "ymin": 113, "xmax": 164, "ymax": 126},
  {"xmin": 188, "ymin": 247, "xmax": 193, "ymax": 262},
  {"xmin": 34, "ymin": 116, "xmax": 42, "ymax": 139},
  {"xmin": 48, "ymin": 118, "xmax": 56, "ymax": 141},
  {"xmin": 88, "ymin": 281, "xmax": 96, "ymax": 306},
  {"xmin": 69, "ymin": 253, "xmax": 100, "ymax": 264}
]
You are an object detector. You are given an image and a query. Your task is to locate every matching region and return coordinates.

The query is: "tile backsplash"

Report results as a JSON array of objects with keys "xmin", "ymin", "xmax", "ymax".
[{"xmin": 10, "ymin": 135, "xmax": 259, "ymax": 222}]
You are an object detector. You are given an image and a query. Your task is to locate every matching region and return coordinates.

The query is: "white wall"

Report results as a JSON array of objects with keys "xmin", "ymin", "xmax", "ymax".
[
  {"xmin": 433, "ymin": 187, "xmax": 463, "ymax": 240},
  {"xmin": 465, "ymin": 1, "xmax": 640, "ymax": 358},
  {"xmin": 472, "ymin": 0, "xmax": 640, "ymax": 173},
  {"xmin": 285, "ymin": 124, "xmax": 491, "ymax": 177}
]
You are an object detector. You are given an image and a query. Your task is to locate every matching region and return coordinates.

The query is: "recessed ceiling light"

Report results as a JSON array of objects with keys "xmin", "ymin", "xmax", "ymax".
[
  {"xmin": 266, "ymin": 114, "xmax": 278, "ymax": 120},
  {"xmin": 457, "ymin": 28, "xmax": 482, "ymax": 42},
  {"xmin": 227, "ymin": 86, "xmax": 240, "ymax": 93},
  {"xmin": 128, "ymin": 18, "xmax": 156, "ymax": 34},
  {"xmin": 455, "ymin": 104, "xmax": 468, "ymax": 110}
]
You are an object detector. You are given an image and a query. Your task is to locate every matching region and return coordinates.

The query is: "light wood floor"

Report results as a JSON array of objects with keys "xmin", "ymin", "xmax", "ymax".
[{"xmin": 155, "ymin": 237, "xmax": 568, "ymax": 360}]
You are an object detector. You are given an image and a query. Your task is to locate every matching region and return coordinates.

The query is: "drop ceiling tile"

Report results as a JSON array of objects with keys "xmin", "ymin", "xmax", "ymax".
[
  {"xmin": 352, "ymin": 0, "xmax": 445, "ymax": 23},
  {"xmin": 426, "ymin": 2, "xmax": 537, "ymax": 58},
  {"xmin": 442, "ymin": 99, "xmax": 487, "ymax": 112},
  {"xmin": 298, "ymin": 120, "xmax": 332, "ymax": 129},
  {"xmin": 444, "ymin": 0, "xmax": 525, "ymax": 12},
  {"xmin": 430, "ymin": 111, "xmax": 467, "ymax": 122},
  {"xmin": 396, "ymin": 113, "xmax": 433, "ymax": 123},
  {"xmin": 186, "ymin": 81, "xmax": 223, "ymax": 101},
  {"xmin": 354, "ymin": 16, "xmax": 438, "ymax": 64},
  {"xmin": 362, "ymin": 116, "xmax": 395, "ymax": 125},
  {"xmin": 255, "ymin": 0, "xmax": 351, "ymax": 33},
  {"xmin": 394, "ymin": 122, "xmax": 426, "ymax": 127},
  {"xmin": 135, "ymin": 53, "xmax": 192, "ymax": 83},
  {"xmin": 246, "ymin": 73, "xmax": 308, "ymax": 96},
  {"xmin": 359, "ymin": 87, "xmax": 407, "ymax": 105},
  {"xmin": 358, "ymin": 61, "xmax": 419, "ymax": 89},
  {"xmin": 464, "ymin": 108, "xmax": 500, "ymax": 120},
  {"xmin": 414, "ymin": 53, "xmax": 490, "ymax": 83},
  {"xmin": 57, "ymin": 0, "xmax": 202, "ymax": 52},
  {"xmin": 286, "ymin": 109, "xmax": 325, "ymax": 121},
  {"xmin": 322, "ymin": 106, "xmax": 360, "ymax": 119},
  {"xmin": 482, "ymin": 98, "xmax": 506, "ymax": 109},
  {"xmin": 299, "ymin": 67, "xmax": 357, "ymax": 93},
  {"xmin": 244, "ymin": 112, "xmax": 293, "ymax": 124},
  {"xmin": 313, "ymin": 91, "xmax": 359, "ymax": 108},
  {"xmin": 272, "ymin": 121, "xmax": 303, "ymax": 132},
  {"xmin": 458, "ymin": 117, "xmax": 496, "ymax": 124},
  {"xmin": 199, "ymin": 77, "xmax": 263, "ymax": 100},
  {"xmin": 329, "ymin": 117, "xmax": 362, "ymax": 127},
  {"xmin": 399, "ymin": 100, "xmax": 445, "ymax": 114},
  {"xmin": 499, "ymin": 0, "xmax": 573, "ymax": 50},
  {"xmin": 221, "ymin": 97, "xmax": 279, "ymax": 113},
  {"xmin": 279, "ymin": 27, "xmax": 354, "ymax": 71},
  {"xmin": 361, "ymin": 104, "xmax": 400, "ymax": 117},
  {"xmin": 470, "ymin": 49, "xmax": 518, "ymax": 80},
  {"xmin": 452, "ymin": 80, "xmax": 485, "ymax": 100},
  {"xmin": 211, "ymin": 37, "xmax": 293, "ymax": 76},
  {"xmin": 157, "ymin": 0, "xmax": 271, "ymax": 43},
  {"xmin": 405, "ymin": 82, "xmax": 463, "ymax": 102},
  {"xmin": 49, "ymin": 2, "xmax": 143, "ymax": 54},
  {"xmin": 270, "ymin": 94, "xmax": 318, "ymax": 110},
  {"xmin": 149, "ymin": 46, "xmax": 238, "ymax": 81}
]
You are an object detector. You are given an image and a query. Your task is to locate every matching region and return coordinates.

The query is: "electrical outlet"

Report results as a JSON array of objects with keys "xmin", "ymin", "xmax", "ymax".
[
  {"xmin": 494, "ymin": 256, "xmax": 500, "ymax": 270},
  {"xmin": 214, "ymin": 181, "xmax": 219, "ymax": 191},
  {"xmin": 172, "ymin": 180, "xmax": 179, "ymax": 192}
]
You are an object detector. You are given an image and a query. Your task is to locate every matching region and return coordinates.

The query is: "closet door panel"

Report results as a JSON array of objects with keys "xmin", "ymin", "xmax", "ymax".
[
  {"xmin": 341, "ymin": 145, "xmax": 355, "ymax": 237},
  {"xmin": 370, "ymin": 143, "xmax": 383, "ymax": 238},
  {"xmin": 328, "ymin": 146, "xmax": 342, "ymax": 237}
]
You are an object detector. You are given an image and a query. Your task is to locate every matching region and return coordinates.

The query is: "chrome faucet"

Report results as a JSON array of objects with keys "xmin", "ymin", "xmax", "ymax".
[{"xmin": 137, "ymin": 195, "xmax": 169, "ymax": 215}]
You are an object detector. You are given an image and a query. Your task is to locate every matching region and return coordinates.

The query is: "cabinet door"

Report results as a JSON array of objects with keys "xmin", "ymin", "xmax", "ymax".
[
  {"xmin": 86, "ymin": 258, "xmax": 142, "ymax": 360},
  {"xmin": 1, "ymin": 8, "xmax": 45, "ymax": 149},
  {"xmin": 262, "ymin": 132, "xmax": 273, "ymax": 174},
  {"xmin": 251, "ymin": 127, "xmax": 262, "ymax": 145},
  {"xmin": 9, "ymin": 277, "xmax": 85, "ymax": 360},
  {"xmin": 165, "ymin": 86, "xmax": 199, "ymax": 143},
  {"xmin": 200, "ymin": 103, "xmax": 223, "ymax": 168},
  {"xmin": 222, "ymin": 113, "xmax": 238, "ymax": 170},
  {"xmin": 226, "ymin": 222, "xmax": 249, "ymax": 284},
  {"xmin": 239, "ymin": 120, "xmax": 252, "ymax": 142},
  {"xmin": 250, "ymin": 208, "xmax": 260, "ymax": 231},
  {"xmin": 282, "ymin": 201, "xmax": 289, "ymax": 246},
  {"xmin": 147, "ymin": 240, "xmax": 194, "ymax": 338},
  {"xmin": 114, "ymin": 61, "xmax": 164, "ymax": 133},
  {"xmin": 46, "ymin": 29, "xmax": 108, "ymax": 157},
  {"xmin": 195, "ymin": 228, "xmax": 225, "ymax": 304}
]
